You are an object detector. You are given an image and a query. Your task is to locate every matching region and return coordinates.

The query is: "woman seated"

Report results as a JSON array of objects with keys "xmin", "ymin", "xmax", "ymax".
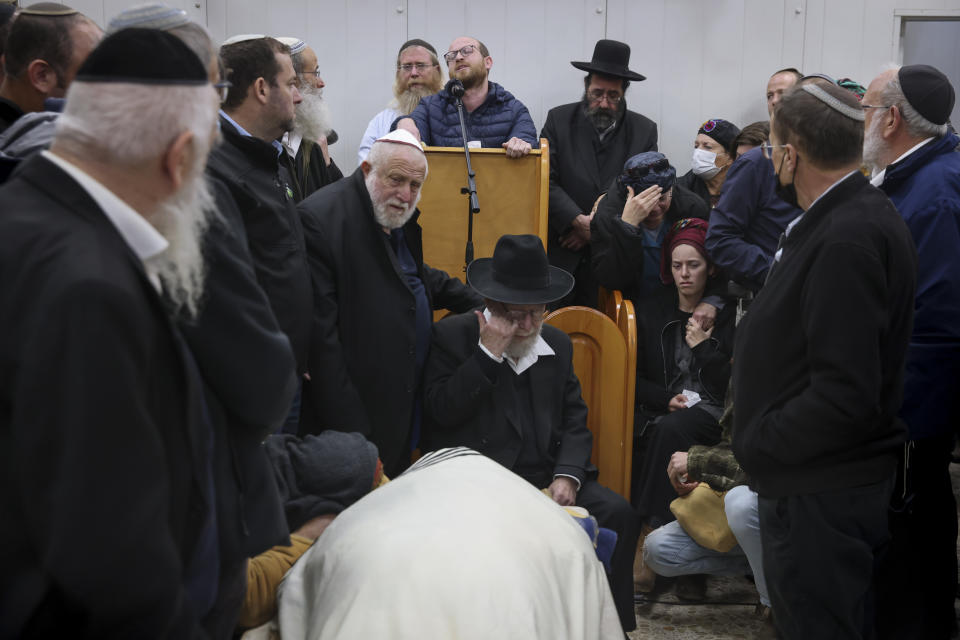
[
  {"xmin": 630, "ymin": 219, "xmax": 735, "ymax": 590},
  {"xmin": 591, "ymin": 151, "xmax": 708, "ymax": 303},
  {"xmin": 676, "ymin": 118, "xmax": 740, "ymax": 209}
]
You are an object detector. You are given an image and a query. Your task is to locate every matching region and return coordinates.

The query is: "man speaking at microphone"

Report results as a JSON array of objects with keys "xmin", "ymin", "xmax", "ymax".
[{"xmin": 396, "ymin": 36, "xmax": 537, "ymax": 158}]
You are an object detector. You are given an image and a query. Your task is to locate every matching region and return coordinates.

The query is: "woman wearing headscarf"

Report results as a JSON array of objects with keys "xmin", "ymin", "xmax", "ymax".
[
  {"xmin": 591, "ymin": 151, "xmax": 709, "ymax": 303},
  {"xmin": 630, "ymin": 219, "xmax": 735, "ymax": 593},
  {"xmin": 676, "ymin": 118, "xmax": 740, "ymax": 209}
]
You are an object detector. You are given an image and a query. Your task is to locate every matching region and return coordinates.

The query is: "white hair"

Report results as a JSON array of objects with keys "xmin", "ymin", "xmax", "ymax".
[
  {"xmin": 879, "ymin": 63, "xmax": 949, "ymax": 139},
  {"xmin": 365, "ymin": 139, "xmax": 429, "ymax": 178},
  {"xmin": 56, "ymin": 82, "xmax": 220, "ymax": 317}
]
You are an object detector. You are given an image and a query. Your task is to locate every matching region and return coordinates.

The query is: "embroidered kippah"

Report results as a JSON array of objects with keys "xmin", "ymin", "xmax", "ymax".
[
  {"xmin": 801, "ymin": 83, "xmax": 864, "ymax": 121},
  {"xmin": 21, "ymin": 2, "xmax": 78, "ymax": 16},
  {"xmin": 107, "ymin": 3, "xmax": 190, "ymax": 33},
  {"xmin": 75, "ymin": 27, "xmax": 208, "ymax": 85},
  {"xmin": 276, "ymin": 37, "xmax": 306, "ymax": 56}
]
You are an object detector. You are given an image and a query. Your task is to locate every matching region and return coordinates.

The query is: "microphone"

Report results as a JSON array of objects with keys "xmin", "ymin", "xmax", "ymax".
[{"xmin": 445, "ymin": 78, "xmax": 465, "ymax": 98}]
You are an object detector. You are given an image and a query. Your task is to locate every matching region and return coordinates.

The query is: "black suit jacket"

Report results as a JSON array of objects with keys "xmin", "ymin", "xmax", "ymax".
[
  {"xmin": 540, "ymin": 102, "xmax": 658, "ymax": 273},
  {"xmin": 0, "ymin": 155, "xmax": 209, "ymax": 637},
  {"xmin": 298, "ymin": 168, "xmax": 481, "ymax": 475},
  {"xmin": 422, "ymin": 313, "xmax": 596, "ymax": 486}
]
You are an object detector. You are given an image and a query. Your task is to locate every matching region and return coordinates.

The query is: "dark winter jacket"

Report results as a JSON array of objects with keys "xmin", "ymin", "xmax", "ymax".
[
  {"xmin": 405, "ymin": 81, "xmax": 538, "ymax": 148},
  {"xmin": 877, "ymin": 132, "xmax": 960, "ymax": 440}
]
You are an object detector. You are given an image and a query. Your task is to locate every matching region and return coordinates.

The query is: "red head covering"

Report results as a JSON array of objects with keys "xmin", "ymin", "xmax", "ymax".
[{"xmin": 660, "ymin": 218, "xmax": 710, "ymax": 284}]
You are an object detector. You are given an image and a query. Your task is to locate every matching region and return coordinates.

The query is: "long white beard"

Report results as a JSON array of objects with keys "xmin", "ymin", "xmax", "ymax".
[
  {"xmin": 365, "ymin": 170, "xmax": 419, "ymax": 230},
  {"xmin": 862, "ymin": 114, "xmax": 886, "ymax": 176},
  {"xmin": 145, "ymin": 164, "xmax": 216, "ymax": 318},
  {"xmin": 294, "ymin": 86, "xmax": 332, "ymax": 143}
]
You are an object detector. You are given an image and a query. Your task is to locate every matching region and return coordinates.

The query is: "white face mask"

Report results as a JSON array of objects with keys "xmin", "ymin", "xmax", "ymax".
[{"xmin": 691, "ymin": 147, "xmax": 721, "ymax": 180}]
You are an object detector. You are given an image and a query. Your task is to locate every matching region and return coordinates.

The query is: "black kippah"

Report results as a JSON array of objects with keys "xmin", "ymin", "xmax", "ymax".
[
  {"xmin": 899, "ymin": 64, "xmax": 955, "ymax": 126},
  {"xmin": 399, "ymin": 38, "xmax": 437, "ymax": 57},
  {"xmin": 20, "ymin": 2, "xmax": 79, "ymax": 16},
  {"xmin": 76, "ymin": 27, "xmax": 208, "ymax": 85}
]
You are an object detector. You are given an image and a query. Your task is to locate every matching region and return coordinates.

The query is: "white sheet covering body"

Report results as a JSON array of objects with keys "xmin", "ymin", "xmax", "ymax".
[{"xmin": 276, "ymin": 449, "xmax": 623, "ymax": 639}]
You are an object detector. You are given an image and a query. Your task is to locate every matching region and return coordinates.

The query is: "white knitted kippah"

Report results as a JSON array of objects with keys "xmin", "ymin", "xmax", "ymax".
[
  {"xmin": 107, "ymin": 3, "xmax": 190, "ymax": 33},
  {"xmin": 276, "ymin": 36, "xmax": 306, "ymax": 56},
  {"xmin": 801, "ymin": 83, "xmax": 865, "ymax": 121}
]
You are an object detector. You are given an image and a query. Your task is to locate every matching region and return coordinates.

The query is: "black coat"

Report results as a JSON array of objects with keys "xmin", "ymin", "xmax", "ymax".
[
  {"xmin": 178, "ymin": 177, "xmax": 296, "ymax": 567},
  {"xmin": 290, "ymin": 139, "xmax": 343, "ymax": 200},
  {"xmin": 634, "ymin": 287, "xmax": 734, "ymax": 414},
  {"xmin": 590, "ymin": 178, "xmax": 709, "ymax": 301},
  {"xmin": 677, "ymin": 170, "xmax": 713, "ymax": 210},
  {"xmin": 422, "ymin": 313, "xmax": 596, "ymax": 486},
  {"xmin": 541, "ymin": 102, "xmax": 658, "ymax": 274},
  {"xmin": 298, "ymin": 169, "xmax": 481, "ymax": 475},
  {"xmin": 732, "ymin": 173, "xmax": 917, "ymax": 498},
  {"xmin": 207, "ymin": 116, "xmax": 313, "ymax": 375},
  {"xmin": 0, "ymin": 155, "xmax": 210, "ymax": 637}
]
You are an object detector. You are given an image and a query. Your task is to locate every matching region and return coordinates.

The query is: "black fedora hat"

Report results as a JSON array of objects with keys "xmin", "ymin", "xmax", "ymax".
[
  {"xmin": 571, "ymin": 39, "xmax": 646, "ymax": 82},
  {"xmin": 466, "ymin": 235, "xmax": 574, "ymax": 305}
]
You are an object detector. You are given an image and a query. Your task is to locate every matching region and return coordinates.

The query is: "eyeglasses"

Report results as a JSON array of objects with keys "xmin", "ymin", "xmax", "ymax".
[
  {"xmin": 398, "ymin": 62, "xmax": 437, "ymax": 73},
  {"xmin": 587, "ymin": 89, "xmax": 623, "ymax": 105},
  {"xmin": 861, "ymin": 104, "xmax": 891, "ymax": 110},
  {"xmin": 214, "ymin": 79, "xmax": 232, "ymax": 103},
  {"xmin": 503, "ymin": 306, "xmax": 546, "ymax": 322},
  {"xmin": 760, "ymin": 141, "xmax": 786, "ymax": 159},
  {"xmin": 443, "ymin": 45, "xmax": 477, "ymax": 62},
  {"xmin": 623, "ymin": 158, "xmax": 670, "ymax": 179},
  {"xmin": 301, "ymin": 69, "xmax": 322, "ymax": 78}
]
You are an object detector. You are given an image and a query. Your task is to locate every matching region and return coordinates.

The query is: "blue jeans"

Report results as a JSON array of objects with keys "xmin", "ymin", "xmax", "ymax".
[{"xmin": 643, "ymin": 485, "xmax": 769, "ymax": 606}]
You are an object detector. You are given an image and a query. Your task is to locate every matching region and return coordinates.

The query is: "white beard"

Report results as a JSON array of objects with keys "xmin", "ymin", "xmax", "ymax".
[
  {"xmin": 504, "ymin": 324, "xmax": 542, "ymax": 360},
  {"xmin": 145, "ymin": 160, "xmax": 216, "ymax": 318},
  {"xmin": 862, "ymin": 114, "xmax": 887, "ymax": 176},
  {"xmin": 293, "ymin": 85, "xmax": 332, "ymax": 143},
  {"xmin": 365, "ymin": 170, "xmax": 419, "ymax": 230}
]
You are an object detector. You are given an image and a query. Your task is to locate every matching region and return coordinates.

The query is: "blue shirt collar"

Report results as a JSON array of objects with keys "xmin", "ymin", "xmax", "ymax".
[{"xmin": 219, "ymin": 109, "xmax": 284, "ymax": 157}]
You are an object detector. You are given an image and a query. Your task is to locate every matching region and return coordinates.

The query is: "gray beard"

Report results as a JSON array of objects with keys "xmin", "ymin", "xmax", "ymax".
[
  {"xmin": 395, "ymin": 85, "xmax": 436, "ymax": 115},
  {"xmin": 862, "ymin": 116, "xmax": 886, "ymax": 176},
  {"xmin": 504, "ymin": 326, "xmax": 542, "ymax": 360},
  {"xmin": 145, "ymin": 166, "xmax": 216, "ymax": 319},
  {"xmin": 582, "ymin": 94, "xmax": 624, "ymax": 132},
  {"xmin": 365, "ymin": 170, "xmax": 419, "ymax": 230},
  {"xmin": 293, "ymin": 86, "xmax": 332, "ymax": 142}
]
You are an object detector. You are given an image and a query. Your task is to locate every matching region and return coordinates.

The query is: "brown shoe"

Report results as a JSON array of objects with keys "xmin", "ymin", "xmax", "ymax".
[{"xmin": 633, "ymin": 524, "xmax": 657, "ymax": 593}]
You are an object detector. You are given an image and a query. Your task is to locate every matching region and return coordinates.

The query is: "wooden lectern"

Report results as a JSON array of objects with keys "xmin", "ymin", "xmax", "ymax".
[{"xmin": 417, "ymin": 139, "xmax": 550, "ymax": 283}]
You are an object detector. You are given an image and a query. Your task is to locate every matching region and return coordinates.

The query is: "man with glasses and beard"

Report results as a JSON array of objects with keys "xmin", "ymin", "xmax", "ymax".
[
  {"xmin": 0, "ymin": 29, "xmax": 224, "ymax": 636},
  {"xmin": 278, "ymin": 36, "xmax": 343, "ymax": 197},
  {"xmin": 396, "ymin": 35, "xmax": 537, "ymax": 157},
  {"xmin": 422, "ymin": 234, "xmax": 639, "ymax": 633},
  {"xmin": 358, "ymin": 38, "xmax": 443, "ymax": 164},
  {"xmin": 298, "ymin": 129, "xmax": 481, "ymax": 477},
  {"xmin": 541, "ymin": 40, "xmax": 657, "ymax": 307}
]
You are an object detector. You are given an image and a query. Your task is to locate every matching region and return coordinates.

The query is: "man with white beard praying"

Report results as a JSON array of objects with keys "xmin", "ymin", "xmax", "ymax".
[
  {"xmin": 297, "ymin": 129, "xmax": 481, "ymax": 477},
  {"xmin": 357, "ymin": 38, "xmax": 444, "ymax": 164},
  {"xmin": 278, "ymin": 36, "xmax": 342, "ymax": 197},
  {"xmin": 0, "ymin": 28, "xmax": 223, "ymax": 636}
]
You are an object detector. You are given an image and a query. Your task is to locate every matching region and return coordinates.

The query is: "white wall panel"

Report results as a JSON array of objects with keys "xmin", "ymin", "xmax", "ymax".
[{"xmin": 54, "ymin": 0, "xmax": 960, "ymax": 170}]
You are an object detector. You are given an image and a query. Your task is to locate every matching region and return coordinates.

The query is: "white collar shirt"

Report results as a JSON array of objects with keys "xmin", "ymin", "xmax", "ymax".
[{"xmin": 477, "ymin": 308, "xmax": 555, "ymax": 375}]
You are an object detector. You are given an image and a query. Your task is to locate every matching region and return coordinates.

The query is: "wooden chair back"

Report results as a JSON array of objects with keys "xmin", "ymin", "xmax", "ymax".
[
  {"xmin": 545, "ymin": 305, "xmax": 635, "ymax": 500},
  {"xmin": 597, "ymin": 286, "xmax": 624, "ymax": 324}
]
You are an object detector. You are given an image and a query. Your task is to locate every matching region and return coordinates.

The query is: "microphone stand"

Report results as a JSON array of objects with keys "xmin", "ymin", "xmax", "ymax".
[{"xmin": 447, "ymin": 79, "xmax": 480, "ymax": 270}]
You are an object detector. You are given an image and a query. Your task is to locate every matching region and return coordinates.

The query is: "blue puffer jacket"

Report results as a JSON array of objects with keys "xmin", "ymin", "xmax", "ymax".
[
  {"xmin": 408, "ymin": 81, "xmax": 538, "ymax": 148},
  {"xmin": 879, "ymin": 132, "xmax": 960, "ymax": 439}
]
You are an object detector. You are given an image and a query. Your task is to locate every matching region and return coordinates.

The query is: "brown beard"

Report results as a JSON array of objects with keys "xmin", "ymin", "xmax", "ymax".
[
  {"xmin": 452, "ymin": 61, "xmax": 486, "ymax": 90},
  {"xmin": 395, "ymin": 84, "xmax": 437, "ymax": 115}
]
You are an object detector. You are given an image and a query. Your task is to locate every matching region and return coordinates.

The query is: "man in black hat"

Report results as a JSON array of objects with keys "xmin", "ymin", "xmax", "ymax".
[
  {"xmin": 358, "ymin": 38, "xmax": 444, "ymax": 164},
  {"xmin": 0, "ymin": 2, "xmax": 101, "ymax": 132},
  {"xmin": 422, "ymin": 234, "xmax": 639, "ymax": 633},
  {"xmin": 0, "ymin": 29, "xmax": 223, "ymax": 636},
  {"xmin": 863, "ymin": 63, "xmax": 960, "ymax": 640},
  {"xmin": 541, "ymin": 39, "xmax": 658, "ymax": 307}
]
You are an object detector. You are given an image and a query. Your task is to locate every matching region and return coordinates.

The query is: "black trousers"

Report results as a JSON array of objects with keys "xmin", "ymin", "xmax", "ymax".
[
  {"xmin": 577, "ymin": 479, "xmax": 640, "ymax": 633},
  {"xmin": 632, "ymin": 406, "xmax": 722, "ymax": 528},
  {"xmin": 875, "ymin": 434, "xmax": 958, "ymax": 640},
  {"xmin": 759, "ymin": 477, "xmax": 893, "ymax": 640}
]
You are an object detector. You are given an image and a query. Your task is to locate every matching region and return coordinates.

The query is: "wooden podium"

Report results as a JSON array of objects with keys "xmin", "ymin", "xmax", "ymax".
[{"xmin": 417, "ymin": 138, "xmax": 549, "ymax": 283}]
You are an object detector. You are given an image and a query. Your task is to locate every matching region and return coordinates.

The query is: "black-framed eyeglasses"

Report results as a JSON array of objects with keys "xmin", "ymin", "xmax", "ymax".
[
  {"xmin": 398, "ymin": 62, "xmax": 437, "ymax": 73},
  {"xmin": 214, "ymin": 80, "xmax": 232, "ymax": 103},
  {"xmin": 443, "ymin": 45, "xmax": 476, "ymax": 62},
  {"xmin": 623, "ymin": 158, "xmax": 670, "ymax": 179},
  {"xmin": 760, "ymin": 141, "xmax": 786, "ymax": 159},
  {"xmin": 587, "ymin": 88, "xmax": 623, "ymax": 105}
]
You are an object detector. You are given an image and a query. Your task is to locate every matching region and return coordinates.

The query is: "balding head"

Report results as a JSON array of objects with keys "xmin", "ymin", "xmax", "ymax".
[{"xmin": 361, "ymin": 135, "xmax": 428, "ymax": 231}]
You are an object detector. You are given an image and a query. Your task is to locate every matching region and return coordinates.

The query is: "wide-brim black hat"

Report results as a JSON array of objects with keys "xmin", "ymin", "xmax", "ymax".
[
  {"xmin": 571, "ymin": 39, "xmax": 645, "ymax": 82},
  {"xmin": 466, "ymin": 235, "xmax": 574, "ymax": 305}
]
